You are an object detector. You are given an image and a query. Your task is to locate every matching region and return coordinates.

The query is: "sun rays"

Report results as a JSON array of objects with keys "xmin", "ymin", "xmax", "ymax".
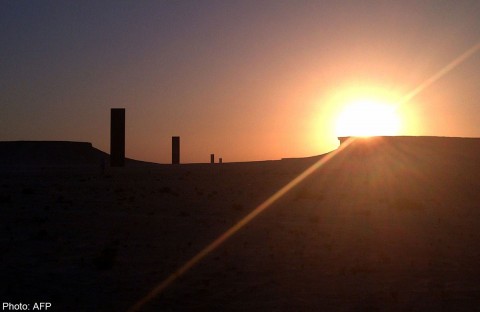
[{"xmin": 128, "ymin": 41, "xmax": 480, "ymax": 311}]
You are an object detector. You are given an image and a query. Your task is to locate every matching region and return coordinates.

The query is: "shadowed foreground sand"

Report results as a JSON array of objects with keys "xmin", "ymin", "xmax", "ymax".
[{"xmin": 2, "ymin": 137, "xmax": 480, "ymax": 311}]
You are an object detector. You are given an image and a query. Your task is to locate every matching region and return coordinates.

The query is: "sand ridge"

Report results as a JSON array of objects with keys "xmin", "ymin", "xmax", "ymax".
[{"xmin": 2, "ymin": 136, "xmax": 480, "ymax": 311}]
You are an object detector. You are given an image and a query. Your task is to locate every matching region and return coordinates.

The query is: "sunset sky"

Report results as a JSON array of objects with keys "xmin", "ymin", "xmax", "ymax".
[{"xmin": 2, "ymin": 1, "xmax": 480, "ymax": 163}]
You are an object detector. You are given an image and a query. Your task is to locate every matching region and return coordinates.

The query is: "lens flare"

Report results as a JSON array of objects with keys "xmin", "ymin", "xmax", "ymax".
[{"xmin": 128, "ymin": 40, "xmax": 480, "ymax": 312}]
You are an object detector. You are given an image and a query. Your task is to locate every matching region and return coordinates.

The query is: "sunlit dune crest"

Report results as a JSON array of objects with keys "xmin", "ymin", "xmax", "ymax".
[{"xmin": 335, "ymin": 98, "xmax": 401, "ymax": 137}]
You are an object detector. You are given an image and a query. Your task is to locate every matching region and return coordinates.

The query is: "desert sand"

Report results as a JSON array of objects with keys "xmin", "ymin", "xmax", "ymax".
[{"xmin": 2, "ymin": 137, "xmax": 480, "ymax": 311}]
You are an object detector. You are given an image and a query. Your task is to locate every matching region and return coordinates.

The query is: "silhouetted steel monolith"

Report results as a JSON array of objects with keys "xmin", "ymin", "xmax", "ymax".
[
  {"xmin": 110, "ymin": 108, "xmax": 125, "ymax": 167},
  {"xmin": 210, "ymin": 154, "xmax": 215, "ymax": 164},
  {"xmin": 219, "ymin": 158, "xmax": 223, "ymax": 164},
  {"xmin": 172, "ymin": 136, "xmax": 180, "ymax": 164}
]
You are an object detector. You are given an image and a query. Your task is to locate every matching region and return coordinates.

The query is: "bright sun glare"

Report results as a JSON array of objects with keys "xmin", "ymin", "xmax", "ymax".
[{"xmin": 335, "ymin": 99, "xmax": 401, "ymax": 137}]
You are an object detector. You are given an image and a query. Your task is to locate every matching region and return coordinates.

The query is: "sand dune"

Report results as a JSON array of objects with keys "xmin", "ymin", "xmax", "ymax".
[
  {"xmin": 0, "ymin": 141, "xmax": 106, "ymax": 166},
  {"xmin": 2, "ymin": 136, "xmax": 480, "ymax": 311},
  {"xmin": 0, "ymin": 141, "xmax": 154, "ymax": 172}
]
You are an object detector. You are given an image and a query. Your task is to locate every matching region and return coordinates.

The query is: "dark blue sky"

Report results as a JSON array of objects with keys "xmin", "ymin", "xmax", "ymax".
[{"xmin": 2, "ymin": 1, "xmax": 480, "ymax": 162}]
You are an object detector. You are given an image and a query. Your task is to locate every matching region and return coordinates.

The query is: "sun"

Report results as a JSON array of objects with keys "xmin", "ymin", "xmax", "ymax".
[{"xmin": 335, "ymin": 98, "xmax": 401, "ymax": 137}]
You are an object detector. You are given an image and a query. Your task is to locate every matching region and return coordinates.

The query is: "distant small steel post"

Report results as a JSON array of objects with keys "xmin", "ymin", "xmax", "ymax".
[
  {"xmin": 110, "ymin": 108, "xmax": 125, "ymax": 167},
  {"xmin": 219, "ymin": 158, "xmax": 223, "ymax": 164},
  {"xmin": 210, "ymin": 154, "xmax": 215, "ymax": 164},
  {"xmin": 172, "ymin": 136, "xmax": 180, "ymax": 164}
]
